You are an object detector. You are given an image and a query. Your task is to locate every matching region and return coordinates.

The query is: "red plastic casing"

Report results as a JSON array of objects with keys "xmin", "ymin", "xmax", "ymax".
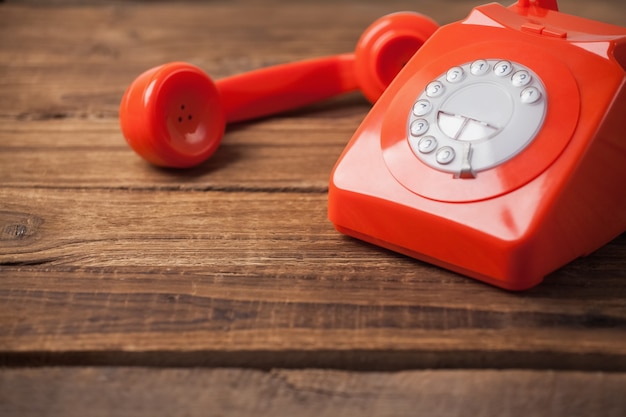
[{"xmin": 328, "ymin": 2, "xmax": 626, "ymax": 290}]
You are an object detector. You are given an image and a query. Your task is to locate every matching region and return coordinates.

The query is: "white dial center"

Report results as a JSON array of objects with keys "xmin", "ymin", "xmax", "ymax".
[{"xmin": 439, "ymin": 83, "xmax": 513, "ymax": 142}]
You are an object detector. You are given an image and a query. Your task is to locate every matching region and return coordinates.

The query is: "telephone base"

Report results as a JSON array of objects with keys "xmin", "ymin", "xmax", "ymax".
[{"xmin": 329, "ymin": 2, "xmax": 626, "ymax": 290}]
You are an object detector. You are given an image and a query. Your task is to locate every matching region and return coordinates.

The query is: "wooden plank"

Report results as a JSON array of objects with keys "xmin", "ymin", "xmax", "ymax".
[
  {"xmin": 1, "ymin": 188, "xmax": 624, "ymax": 369},
  {"xmin": 1, "ymin": 368, "xmax": 625, "ymax": 417},
  {"xmin": 0, "ymin": 115, "xmax": 359, "ymax": 190}
]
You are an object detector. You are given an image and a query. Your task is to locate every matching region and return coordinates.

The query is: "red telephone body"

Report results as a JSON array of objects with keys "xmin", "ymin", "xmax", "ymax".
[{"xmin": 328, "ymin": 0, "xmax": 626, "ymax": 290}]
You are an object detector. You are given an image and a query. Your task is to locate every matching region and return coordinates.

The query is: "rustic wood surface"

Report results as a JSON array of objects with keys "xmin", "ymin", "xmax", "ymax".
[
  {"xmin": 1, "ymin": 0, "xmax": 625, "ymax": 415},
  {"xmin": 2, "ymin": 368, "xmax": 625, "ymax": 417}
]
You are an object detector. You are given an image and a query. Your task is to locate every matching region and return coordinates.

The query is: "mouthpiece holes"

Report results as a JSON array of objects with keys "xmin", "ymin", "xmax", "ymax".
[{"xmin": 176, "ymin": 104, "xmax": 193, "ymax": 123}]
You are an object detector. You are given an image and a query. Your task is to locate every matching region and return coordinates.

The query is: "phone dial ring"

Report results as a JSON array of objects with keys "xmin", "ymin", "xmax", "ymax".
[
  {"xmin": 380, "ymin": 41, "xmax": 581, "ymax": 203},
  {"xmin": 407, "ymin": 59, "xmax": 546, "ymax": 177}
]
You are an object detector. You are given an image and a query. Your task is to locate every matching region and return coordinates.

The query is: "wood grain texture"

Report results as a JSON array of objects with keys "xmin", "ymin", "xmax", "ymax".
[
  {"xmin": 2, "ymin": 1, "xmax": 626, "ymax": 414},
  {"xmin": 1, "ymin": 0, "xmax": 625, "ymax": 377},
  {"xmin": 1, "ymin": 188, "xmax": 625, "ymax": 370},
  {"xmin": 1, "ymin": 368, "xmax": 625, "ymax": 417}
]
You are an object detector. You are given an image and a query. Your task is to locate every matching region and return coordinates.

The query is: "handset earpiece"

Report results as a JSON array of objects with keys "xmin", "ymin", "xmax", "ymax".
[
  {"xmin": 354, "ymin": 12, "xmax": 439, "ymax": 103},
  {"xmin": 119, "ymin": 12, "xmax": 439, "ymax": 168}
]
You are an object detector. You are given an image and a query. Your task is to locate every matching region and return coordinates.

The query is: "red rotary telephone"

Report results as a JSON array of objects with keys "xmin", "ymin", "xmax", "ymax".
[{"xmin": 120, "ymin": 0, "xmax": 626, "ymax": 290}]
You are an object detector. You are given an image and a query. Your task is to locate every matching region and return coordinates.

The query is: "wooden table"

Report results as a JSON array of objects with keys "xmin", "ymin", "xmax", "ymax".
[{"xmin": 1, "ymin": 0, "xmax": 625, "ymax": 415}]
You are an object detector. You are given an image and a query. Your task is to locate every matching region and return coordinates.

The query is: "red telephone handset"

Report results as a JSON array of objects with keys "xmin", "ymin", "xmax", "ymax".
[
  {"xmin": 119, "ymin": 13, "xmax": 438, "ymax": 167},
  {"xmin": 328, "ymin": 1, "xmax": 626, "ymax": 289}
]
